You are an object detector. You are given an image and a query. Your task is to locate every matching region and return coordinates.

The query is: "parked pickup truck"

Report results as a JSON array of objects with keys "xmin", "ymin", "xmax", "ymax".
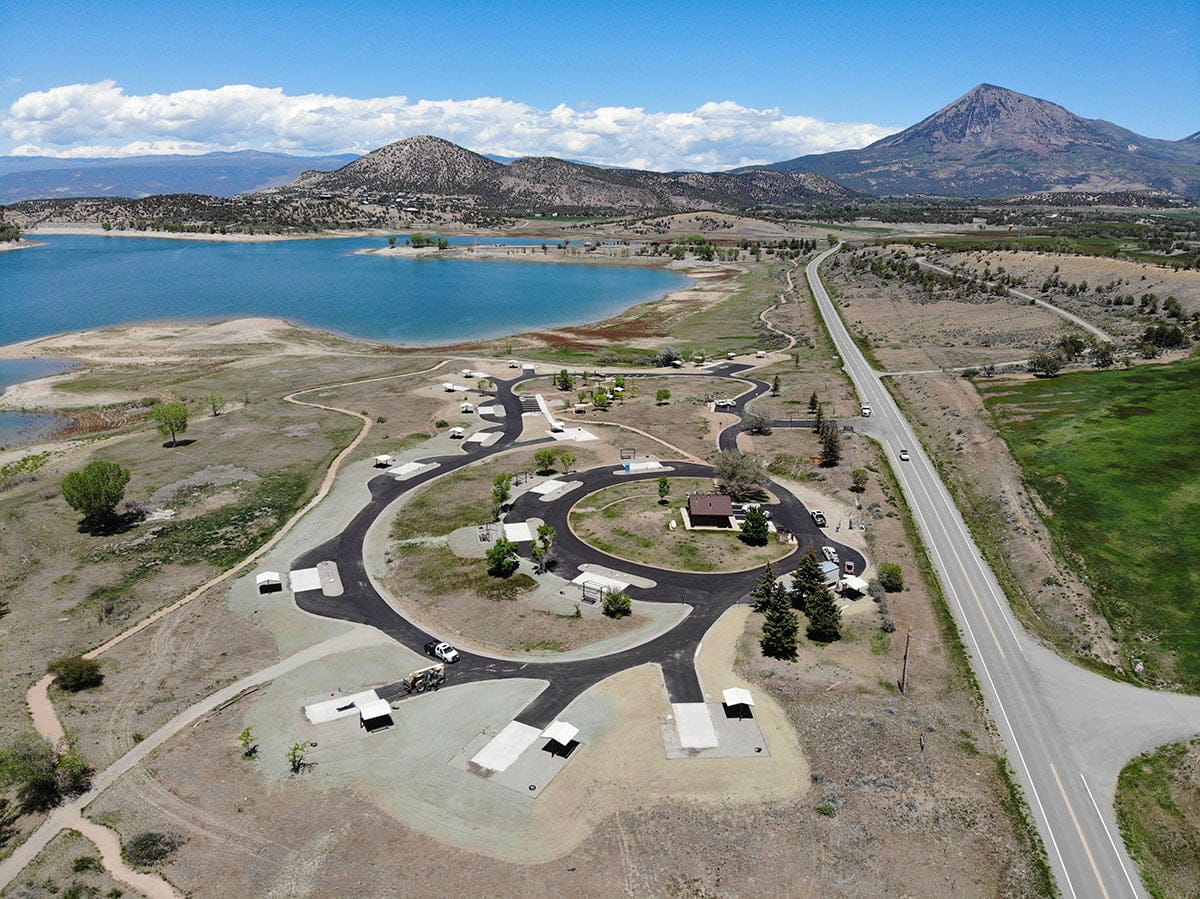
[{"xmin": 810, "ymin": 510, "xmax": 827, "ymax": 527}]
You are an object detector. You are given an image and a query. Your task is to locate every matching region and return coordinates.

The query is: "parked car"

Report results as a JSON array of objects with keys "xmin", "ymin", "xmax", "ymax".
[
  {"xmin": 424, "ymin": 640, "xmax": 460, "ymax": 664},
  {"xmin": 899, "ymin": 449, "xmax": 910, "ymax": 462},
  {"xmin": 861, "ymin": 404, "xmax": 872, "ymax": 417},
  {"xmin": 822, "ymin": 545, "xmax": 839, "ymax": 564},
  {"xmin": 714, "ymin": 398, "xmax": 736, "ymax": 409},
  {"xmin": 810, "ymin": 510, "xmax": 827, "ymax": 527}
]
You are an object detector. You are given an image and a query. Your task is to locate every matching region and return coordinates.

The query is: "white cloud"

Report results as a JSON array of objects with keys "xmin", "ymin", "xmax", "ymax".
[{"xmin": 1, "ymin": 81, "xmax": 898, "ymax": 170}]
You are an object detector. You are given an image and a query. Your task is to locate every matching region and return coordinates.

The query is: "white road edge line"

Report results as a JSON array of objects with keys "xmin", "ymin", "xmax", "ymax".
[
  {"xmin": 1080, "ymin": 772, "xmax": 1141, "ymax": 897},
  {"xmin": 1050, "ymin": 763, "xmax": 1111, "ymax": 899}
]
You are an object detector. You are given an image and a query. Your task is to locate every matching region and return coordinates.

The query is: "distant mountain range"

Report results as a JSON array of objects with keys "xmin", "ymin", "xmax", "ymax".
[
  {"xmin": 287, "ymin": 135, "xmax": 856, "ymax": 211},
  {"xmin": 2, "ymin": 85, "xmax": 1196, "ymax": 208},
  {"xmin": 0, "ymin": 150, "xmax": 359, "ymax": 203},
  {"xmin": 744, "ymin": 84, "xmax": 1200, "ymax": 197}
]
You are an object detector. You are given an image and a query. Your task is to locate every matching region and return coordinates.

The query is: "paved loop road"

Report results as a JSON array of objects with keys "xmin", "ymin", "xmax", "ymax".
[
  {"xmin": 806, "ymin": 245, "xmax": 1200, "ymax": 899},
  {"xmin": 292, "ymin": 368, "xmax": 863, "ymax": 728}
]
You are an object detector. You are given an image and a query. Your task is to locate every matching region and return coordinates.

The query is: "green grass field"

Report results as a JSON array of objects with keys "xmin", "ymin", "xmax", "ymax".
[
  {"xmin": 1115, "ymin": 740, "xmax": 1200, "ymax": 899},
  {"xmin": 980, "ymin": 358, "xmax": 1200, "ymax": 689}
]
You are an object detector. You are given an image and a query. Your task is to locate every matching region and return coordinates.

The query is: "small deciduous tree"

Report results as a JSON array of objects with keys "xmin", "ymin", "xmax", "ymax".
[
  {"xmin": 713, "ymin": 449, "xmax": 768, "ymax": 501},
  {"xmin": 62, "ymin": 459, "xmax": 131, "ymax": 527},
  {"xmin": 556, "ymin": 369, "xmax": 575, "ymax": 390},
  {"xmin": 559, "ymin": 450, "xmax": 577, "ymax": 473},
  {"xmin": 534, "ymin": 447, "xmax": 559, "ymax": 473},
  {"xmin": 151, "ymin": 401, "xmax": 189, "ymax": 446},
  {"xmin": 286, "ymin": 742, "xmax": 307, "ymax": 775},
  {"xmin": 486, "ymin": 537, "xmax": 519, "ymax": 577},
  {"xmin": 655, "ymin": 387, "xmax": 671, "ymax": 405},
  {"xmin": 0, "ymin": 734, "xmax": 92, "ymax": 813},
  {"xmin": 532, "ymin": 524, "xmax": 556, "ymax": 573},
  {"xmin": 603, "ymin": 590, "xmax": 632, "ymax": 618},
  {"xmin": 48, "ymin": 656, "xmax": 103, "ymax": 692},
  {"xmin": 746, "ymin": 413, "xmax": 773, "ymax": 435},
  {"xmin": 658, "ymin": 476, "xmax": 671, "ymax": 504},
  {"xmin": 492, "ymin": 473, "xmax": 513, "ymax": 519},
  {"xmin": 851, "ymin": 469, "xmax": 869, "ymax": 493},
  {"xmin": 206, "ymin": 393, "xmax": 223, "ymax": 416},
  {"xmin": 1028, "ymin": 352, "xmax": 1063, "ymax": 378},
  {"xmin": 238, "ymin": 727, "xmax": 258, "ymax": 758},
  {"xmin": 878, "ymin": 562, "xmax": 905, "ymax": 593},
  {"xmin": 740, "ymin": 505, "xmax": 770, "ymax": 546}
]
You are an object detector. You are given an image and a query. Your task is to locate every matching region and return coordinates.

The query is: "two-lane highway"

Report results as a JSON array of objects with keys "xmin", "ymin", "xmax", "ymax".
[{"xmin": 805, "ymin": 246, "xmax": 1146, "ymax": 898}]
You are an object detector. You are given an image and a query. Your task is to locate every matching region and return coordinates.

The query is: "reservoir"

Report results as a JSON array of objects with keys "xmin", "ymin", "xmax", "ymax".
[{"xmin": 1, "ymin": 235, "xmax": 690, "ymax": 347}]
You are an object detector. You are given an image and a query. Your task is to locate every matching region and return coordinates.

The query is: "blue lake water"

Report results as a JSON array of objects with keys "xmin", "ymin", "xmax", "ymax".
[
  {"xmin": 1, "ymin": 235, "xmax": 689, "ymax": 346},
  {"xmin": 0, "ymin": 359, "xmax": 80, "ymax": 449}
]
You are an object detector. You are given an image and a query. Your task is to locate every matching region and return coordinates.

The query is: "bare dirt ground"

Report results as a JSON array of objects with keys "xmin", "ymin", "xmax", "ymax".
[
  {"xmin": 826, "ymin": 251, "xmax": 1071, "ymax": 371},
  {"xmin": 939, "ymin": 248, "xmax": 1200, "ymax": 317}
]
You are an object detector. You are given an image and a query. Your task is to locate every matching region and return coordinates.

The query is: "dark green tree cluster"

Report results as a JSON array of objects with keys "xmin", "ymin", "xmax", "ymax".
[{"xmin": 753, "ymin": 551, "xmax": 844, "ymax": 660}]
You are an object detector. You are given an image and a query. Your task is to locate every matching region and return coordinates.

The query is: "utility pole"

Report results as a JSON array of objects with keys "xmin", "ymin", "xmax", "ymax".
[{"xmin": 899, "ymin": 630, "xmax": 912, "ymax": 693}]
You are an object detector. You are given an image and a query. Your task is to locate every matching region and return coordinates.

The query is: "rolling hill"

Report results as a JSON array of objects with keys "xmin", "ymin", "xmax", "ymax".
[{"xmin": 287, "ymin": 135, "xmax": 857, "ymax": 212}]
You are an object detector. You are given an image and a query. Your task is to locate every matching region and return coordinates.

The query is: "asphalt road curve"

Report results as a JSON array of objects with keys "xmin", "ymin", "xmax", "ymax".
[{"xmin": 291, "ymin": 367, "xmax": 863, "ymax": 729}]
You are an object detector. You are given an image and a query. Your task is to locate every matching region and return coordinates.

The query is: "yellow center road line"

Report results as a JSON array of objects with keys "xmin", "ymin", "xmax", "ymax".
[{"xmin": 1050, "ymin": 764, "xmax": 1111, "ymax": 899}]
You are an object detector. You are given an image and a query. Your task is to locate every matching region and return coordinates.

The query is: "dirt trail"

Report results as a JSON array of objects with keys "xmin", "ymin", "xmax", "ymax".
[
  {"xmin": 0, "ymin": 629, "xmax": 389, "ymax": 894},
  {"xmin": 14, "ymin": 359, "xmax": 453, "ymax": 893},
  {"xmin": 65, "ymin": 811, "xmax": 180, "ymax": 899},
  {"xmin": 756, "ymin": 260, "xmax": 800, "ymax": 350}
]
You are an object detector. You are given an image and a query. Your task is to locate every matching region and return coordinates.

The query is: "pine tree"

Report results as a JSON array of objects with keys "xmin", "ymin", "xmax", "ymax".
[
  {"xmin": 789, "ymin": 549, "xmax": 825, "ymax": 615},
  {"xmin": 750, "ymin": 564, "xmax": 779, "ymax": 612},
  {"xmin": 805, "ymin": 582, "xmax": 842, "ymax": 643},
  {"xmin": 760, "ymin": 598, "xmax": 799, "ymax": 660},
  {"xmin": 820, "ymin": 428, "xmax": 842, "ymax": 467}
]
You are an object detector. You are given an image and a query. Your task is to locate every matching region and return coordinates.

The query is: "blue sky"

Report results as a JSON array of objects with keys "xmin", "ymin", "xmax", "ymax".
[{"xmin": 1, "ymin": 0, "xmax": 1196, "ymax": 167}]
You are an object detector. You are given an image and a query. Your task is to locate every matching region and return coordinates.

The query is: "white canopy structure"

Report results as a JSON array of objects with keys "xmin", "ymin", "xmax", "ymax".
[
  {"xmin": 255, "ymin": 571, "xmax": 282, "ymax": 594},
  {"xmin": 373, "ymin": 454, "xmax": 395, "ymax": 467},
  {"xmin": 841, "ymin": 575, "xmax": 870, "ymax": 594},
  {"xmin": 357, "ymin": 698, "xmax": 393, "ymax": 723},
  {"xmin": 541, "ymin": 721, "xmax": 580, "ymax": 745},
  {"xmin": 722, "ymin": 687, "xmax": 755, "ymax": 708}
]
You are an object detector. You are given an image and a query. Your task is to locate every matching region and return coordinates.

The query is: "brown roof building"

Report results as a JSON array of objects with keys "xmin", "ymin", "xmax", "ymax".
[{"xmin": 688, "ymin": 493, "xmax": 734, "ymax": 527}]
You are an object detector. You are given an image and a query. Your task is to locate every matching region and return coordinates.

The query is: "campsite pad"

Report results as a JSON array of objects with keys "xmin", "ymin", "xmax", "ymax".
[
  {"xmin": 502, "ymin": 521, "xmax": 534, "ymax": 542},
  {"xmin": 386, "ymin": 461, "xmax": 440, "ymax": 480},
  {"xmin": 528, "ymin": 478, "xmax": 581, "ymax": 501},
  {"xmin": 549, "ymin": 427, "xmax": 597, "ymax": 442},
  {"xmin": 452, "ymin": 723, "xmax": 578, "ymax": 798},
  {"xmin": 660, "ymin": 702, "xmax": 770, "ymax": 760}
]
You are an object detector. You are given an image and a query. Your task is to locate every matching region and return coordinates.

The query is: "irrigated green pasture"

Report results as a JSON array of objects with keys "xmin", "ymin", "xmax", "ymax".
[{"xmin": 980, "ymin": 358, "xmax": 1200, "ymax": 689}]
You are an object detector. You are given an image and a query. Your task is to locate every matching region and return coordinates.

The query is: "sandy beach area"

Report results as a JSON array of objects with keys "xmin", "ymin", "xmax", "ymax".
[{"xmin": 0, "ymin": 240, "xmax": 45, "ymax": 252}]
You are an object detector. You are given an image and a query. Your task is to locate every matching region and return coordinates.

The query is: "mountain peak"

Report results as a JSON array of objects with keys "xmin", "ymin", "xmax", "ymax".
[
  {"xmin": 877, "ymin": 83, "xmax": 1085, "ymax": 153},
  {"xmin": 751, "ymin": 84, "xmax": 1200, "ymax": 197}
]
